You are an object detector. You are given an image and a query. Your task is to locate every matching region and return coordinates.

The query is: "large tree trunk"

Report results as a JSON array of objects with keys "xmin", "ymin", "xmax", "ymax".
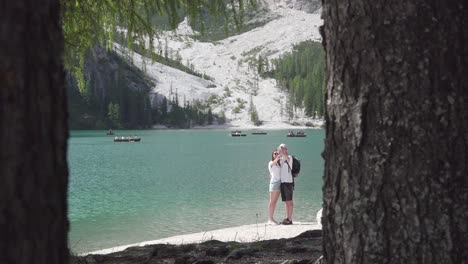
[
  {"xmin": 321, "ymin": 0, "xmax": 468, "ymax": 263},
  {"xmin": 0, "ymin": 1, "xmax": 69, "ymax": 263}
]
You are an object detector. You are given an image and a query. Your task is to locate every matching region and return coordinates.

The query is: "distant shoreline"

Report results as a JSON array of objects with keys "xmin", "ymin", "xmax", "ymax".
[
  {"xmin": 71, "ymin": 126, "xmax": 324, "ymax": 131},
  {"xmin": 156, "ymin": 120, "xmax": 325, "ymax": 130},
  {"xmin": 69, "ymin": 119, "xmax": 325, "ymax": 131}
]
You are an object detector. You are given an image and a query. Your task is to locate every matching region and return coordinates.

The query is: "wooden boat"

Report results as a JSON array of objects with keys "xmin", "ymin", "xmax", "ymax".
[
  {"xmin": 252, "ymin": 131, "xmax": 267, "ymax": 135},
  {"xmin": 287, "ymin": 131, "xmax": 307, "ymax": 137},
  {"xmin": 287, "ymin": 134, "xmax": 306, "ymax": 137},
  {"xmin": 114, "ymin": 137, "xmax": 141, "ymax": 142},
  {"xmin": 231, "ymin": 131, "xmax": 247, "ymax": 137}
]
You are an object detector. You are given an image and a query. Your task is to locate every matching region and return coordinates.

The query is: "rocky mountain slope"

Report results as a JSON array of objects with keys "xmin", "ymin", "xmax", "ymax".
[
  {"xmin": 68, "ymin": 47, "xmax": 154, "ymax": 129},
  {"xmin": 264, "ymin": 0, "xmax": 322, "ymax": 13},
  {"xmin": 117, "ymin": 1, "xmax": 324, "ymax": 128}
]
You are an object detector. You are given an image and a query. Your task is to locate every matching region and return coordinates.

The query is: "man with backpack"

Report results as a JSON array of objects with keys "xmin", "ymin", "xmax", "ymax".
[{"xmin": 278, "ymin": 143, "xmax": 295, "ymax": 225}]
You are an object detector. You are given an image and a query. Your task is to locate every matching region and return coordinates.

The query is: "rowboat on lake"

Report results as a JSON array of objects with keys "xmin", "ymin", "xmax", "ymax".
[
  {"xmin": 114, "ymin": 136, "xmax": 141, "ymax": 142},
  {"xmin": 286, "ymin": 131, "xmax": 306, "ymax": 137},
  {"xmin": 231, "ymin": 131, "xmax": 247, "ymax": 137}
]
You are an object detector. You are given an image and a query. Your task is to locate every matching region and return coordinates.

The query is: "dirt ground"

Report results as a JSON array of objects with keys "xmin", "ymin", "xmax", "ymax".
[{"xmin": 72, "ymin": 230, "xmax": 323, "ymax": 264}]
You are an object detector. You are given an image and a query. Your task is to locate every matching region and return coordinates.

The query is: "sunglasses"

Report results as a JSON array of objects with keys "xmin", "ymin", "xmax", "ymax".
[{"xmin": 274, "ymin": 152, "xmax": 279, "ymax": 155}]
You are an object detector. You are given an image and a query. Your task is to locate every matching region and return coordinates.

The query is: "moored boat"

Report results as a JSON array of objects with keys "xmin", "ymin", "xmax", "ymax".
[
  {"xmin": 286, "ymin": 131, "xmax": 307, "ymax": 137},
  {"xmin": 114, "ymin": 136, "xmax": 141, "ymax": 142},
  {"xmin": 231, "ymin": 131, "xmax": 247, "ymax": 137},
  {"xmin": 252, "ymin": 131, "xmax": 267, "ymax": 135}
]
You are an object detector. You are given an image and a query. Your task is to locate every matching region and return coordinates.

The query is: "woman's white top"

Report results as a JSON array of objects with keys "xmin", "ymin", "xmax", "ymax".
[{"xmin": 268, "ymin": 161, "xmax": 281, "ymax": 183}]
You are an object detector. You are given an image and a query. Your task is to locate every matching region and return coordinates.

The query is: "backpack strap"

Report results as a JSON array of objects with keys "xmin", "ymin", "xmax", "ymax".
[
  {"xmin": 285, "ymin": 156, "xmax": 293, "ymax": 172},
  {"xmin": 285, "ymin": 158, "xmax": 295, "ymax": 188},
  {"xmin": 285, "ymin": 160, "xmax": 291, "ymax": 172}
]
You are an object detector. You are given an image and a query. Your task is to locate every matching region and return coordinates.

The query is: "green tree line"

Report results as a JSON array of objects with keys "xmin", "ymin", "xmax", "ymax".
[
  {"xmin": 262, "ymin": 40, "xmax": 325, "ymax": 118},
  {"xmin": 160, "ymin": 95, "xmax": 222, "ymax": 128}
]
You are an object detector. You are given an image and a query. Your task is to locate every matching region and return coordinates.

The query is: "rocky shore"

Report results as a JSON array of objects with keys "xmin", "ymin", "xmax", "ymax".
[{"xmin": 71, "ymin": 229, "xmax": 323, "ymax": 264}]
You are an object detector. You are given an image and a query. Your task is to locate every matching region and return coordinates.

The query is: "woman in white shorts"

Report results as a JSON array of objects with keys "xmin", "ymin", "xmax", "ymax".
[{"xmin": 268, "ymin": 150, "xmax": 282, "ymax": 224}]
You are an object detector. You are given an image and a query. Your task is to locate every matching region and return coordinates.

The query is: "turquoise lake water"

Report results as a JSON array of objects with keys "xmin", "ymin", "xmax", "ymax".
[{"xmin": 68, "ymin": 129, "xmax": 324, "ymax": 253}]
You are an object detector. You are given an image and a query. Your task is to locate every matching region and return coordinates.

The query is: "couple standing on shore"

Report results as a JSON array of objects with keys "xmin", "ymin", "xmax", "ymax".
[{"xmin": 268, "ymin": 143, "xmax": 294, "ymax": 225}]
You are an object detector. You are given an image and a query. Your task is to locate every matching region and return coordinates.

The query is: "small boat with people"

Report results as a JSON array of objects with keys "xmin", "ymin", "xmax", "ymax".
[
  {"xmin": 231, "ymin": 130, "xmax": 247, "ymax": 137},
  {"xmin": 286, "ymin": 131, "xmax": 307, "ymax": 137},
  {"xmin": 114, "ymin": 136, "xmax": 141, "ymax": 142}
]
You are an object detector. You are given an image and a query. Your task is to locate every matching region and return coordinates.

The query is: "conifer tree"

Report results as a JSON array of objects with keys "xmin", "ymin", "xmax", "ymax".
[
  {"xmin": 322, "ymin": 1, "xmax": 468, "ymax": 262},
  {"xmin": 1, "ymin": 1, "xmax": 260, "ymax": 262},
  {"xmin": 207, "ymin": 108, "xmax": 213, "ymax": 125},
  {"xmin": 161, "ymin": 97, "xmax": 168, "ymax": 122},
  {"xmin": 108, "ymin": 102, "xmax": 121, "ymax": 128}
]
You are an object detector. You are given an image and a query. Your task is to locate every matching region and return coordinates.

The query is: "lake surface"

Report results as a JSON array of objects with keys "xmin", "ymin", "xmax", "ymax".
[{"xmin": 68, "ymin": 129, "xmax": 324, "ymax": 253}]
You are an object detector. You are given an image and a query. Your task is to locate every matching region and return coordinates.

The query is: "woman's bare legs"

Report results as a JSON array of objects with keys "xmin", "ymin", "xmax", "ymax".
[{"xmin": 268, "ymin": 190, "xmax": 281, "ymax": 224}]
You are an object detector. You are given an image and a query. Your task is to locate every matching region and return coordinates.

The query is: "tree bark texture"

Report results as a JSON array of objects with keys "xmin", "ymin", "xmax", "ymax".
[
  {"xmin": 0, "ymin": 1, "xmax": 69, "ymax": 263},
  {"xmin": 321, "ymin": 0, "xmax": 468, "ymax": 263}
]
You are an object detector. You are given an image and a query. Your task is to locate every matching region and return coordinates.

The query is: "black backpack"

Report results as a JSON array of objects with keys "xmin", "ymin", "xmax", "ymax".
[
  {"xmin": 290, "ymin": 156, "xmax": 301, "ymax": 177},
  {"xmin": 286, "ymin": 156, "xmax": 301, "ymax": 177}
]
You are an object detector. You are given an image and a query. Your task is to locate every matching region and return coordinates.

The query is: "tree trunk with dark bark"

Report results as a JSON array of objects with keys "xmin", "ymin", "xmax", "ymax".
[
  {"xmin": 321, "ymin": 0, "xmax": 468, "ymax": 263},
  {"xmin": 0, "ymin": 1, "xmax": 69, "ymax": 263}
]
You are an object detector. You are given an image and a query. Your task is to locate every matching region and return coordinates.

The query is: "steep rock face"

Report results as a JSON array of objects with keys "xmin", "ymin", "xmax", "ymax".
[
  {"xmin": 67, "ymin": 46, "xmax": 154, "ymax": 129},
  {"xmin": 263, "ymin": 0, "xmax": 321, "ymax": 13},
  {"xmin": 82, "ymin": 46, "xmax": 154, "ymax": 101}
]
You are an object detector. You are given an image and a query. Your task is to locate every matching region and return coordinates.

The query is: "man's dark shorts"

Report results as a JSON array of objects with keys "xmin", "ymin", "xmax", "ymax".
[{"xmin": 280, "ymin": 183, "xmax": 294, "ymax": 201}]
